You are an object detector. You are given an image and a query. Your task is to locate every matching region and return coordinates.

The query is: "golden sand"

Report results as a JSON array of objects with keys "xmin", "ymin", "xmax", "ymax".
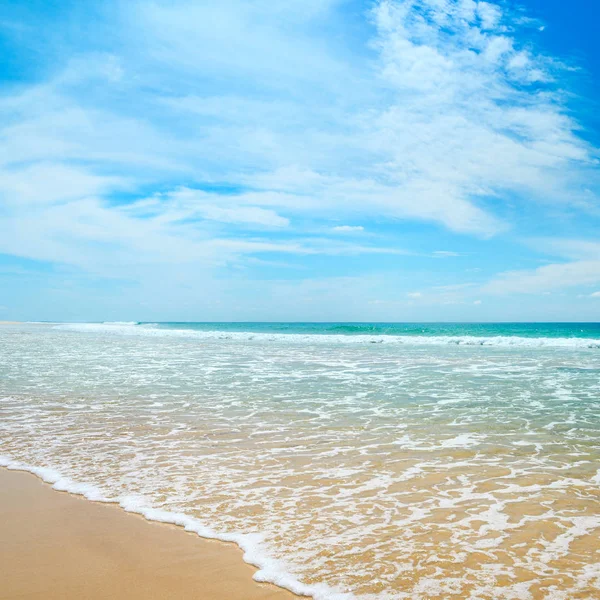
[{"xmin": 0, "ymin": 468, "xmax": 298, "ymax": 600}]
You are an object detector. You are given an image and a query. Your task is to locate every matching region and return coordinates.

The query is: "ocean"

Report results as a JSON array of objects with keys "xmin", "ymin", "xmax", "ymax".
[{"xmin": 1, "ymin": 321, "xmax": 599, "ymax": 599}]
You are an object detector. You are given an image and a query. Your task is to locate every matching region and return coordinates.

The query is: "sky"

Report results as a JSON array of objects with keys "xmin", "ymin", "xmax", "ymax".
[{"xmin": 0, "ymin": 0, "xmax": 599, "ymax": 322}]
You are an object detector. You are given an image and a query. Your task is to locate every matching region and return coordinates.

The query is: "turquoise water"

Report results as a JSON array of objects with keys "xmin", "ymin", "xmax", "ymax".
[{"xmin": 133, "ymin": 321, "xmax": 600, "ymax": 339}]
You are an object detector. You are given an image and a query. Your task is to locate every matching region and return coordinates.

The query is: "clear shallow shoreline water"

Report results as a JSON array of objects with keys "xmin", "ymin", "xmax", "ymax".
[{"xmin": 2, "ymin": 322, "xmax": 600, "ymax": 599}]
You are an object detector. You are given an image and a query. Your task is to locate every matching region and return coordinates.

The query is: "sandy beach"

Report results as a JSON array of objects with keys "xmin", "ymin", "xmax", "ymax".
[{"xmin": 0, "ymin": 468, "xmax": 297, "ymax": 600}]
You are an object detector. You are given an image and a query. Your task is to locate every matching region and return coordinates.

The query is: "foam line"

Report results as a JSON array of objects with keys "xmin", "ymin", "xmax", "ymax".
[
  {"xmin": 54, "ymin": 323, "xmax": 600, "ymax": 349},
  {"xmin": 0, "ymin": 456, "xmax": 353, "ymax": 600}
]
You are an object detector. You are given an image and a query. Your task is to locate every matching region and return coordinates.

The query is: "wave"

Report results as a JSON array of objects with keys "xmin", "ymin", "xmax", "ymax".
[
  {"xmin": 0, "ymin": 455, "xmax": 351, "ymax": 600},
  {"xmin": 53, "ymin": 322, "xmax": 600, "ymax": 348}
]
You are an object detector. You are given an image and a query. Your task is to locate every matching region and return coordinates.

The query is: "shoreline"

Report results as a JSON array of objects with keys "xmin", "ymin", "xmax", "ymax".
[{"xmin": 0, "ymin": 467, "xmax": 299, "ymax": 600}]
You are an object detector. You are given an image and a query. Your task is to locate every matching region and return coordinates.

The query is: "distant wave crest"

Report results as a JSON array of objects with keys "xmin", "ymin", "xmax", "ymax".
[{"xmin": 54, "ymin": 323, "xmax": 600, "ymax": 349}]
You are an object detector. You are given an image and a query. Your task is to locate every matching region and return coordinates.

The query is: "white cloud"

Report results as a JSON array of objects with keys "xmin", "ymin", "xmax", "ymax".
[
  {"xmin": 195, "ymin": 206, "xmax": 289, "ymax": 228},
  {"xmin": 0, "ymin": 0, "xmax": 598, "ymax": 301},
  {"xmin": 241, "ymin": 167, "xmax": 503, "ymax": 236},
  {"xmin": 484, "ymin": 260, "xmax": 600, "ymax": 294},
  {"xmin": 590, "ymin": 291, "xmax": 600, "ymax": 298},
  {"xmin": 0, "ymin": 162, "xmax": 125, "ymax": 206},
  {"xmin": 483, "ymin": 238, "xmax": 600, "ymax": 295},
  {"xmin": 369, "ymin": 0, "xmax": 595, "ymax": 220},
  {"xmin": 407, "ymin": 292, "xmax": 422, "ymax": 298},
  {"xmin": 129, "ymin": 0, "xmax": 353, "ymax": 95},
  {"xmin": 527, "ymin": 238, "xmax": 600, "ymax": 261},
  {"xmin": 0, "ymin": 193, "xmax": 407, "ymax": 278},
  {"xmin": 332, "ymin": 225, "xmax": 365, "ymax": 233}
]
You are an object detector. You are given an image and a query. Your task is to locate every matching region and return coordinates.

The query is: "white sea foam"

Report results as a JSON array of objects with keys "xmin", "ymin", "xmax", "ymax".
[
  {"xmin": 52, "ymin": 322, "xmax": 600, "ymax": 349},
  {"xmin": 0, "ymin": 455, "xmax": 351, "ymax": 600}
]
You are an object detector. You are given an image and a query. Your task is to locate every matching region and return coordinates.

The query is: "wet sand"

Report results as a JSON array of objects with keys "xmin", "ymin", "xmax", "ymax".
[{"xmin": 0, "ymin": 468, "xmax": 298, "ymax": 600}]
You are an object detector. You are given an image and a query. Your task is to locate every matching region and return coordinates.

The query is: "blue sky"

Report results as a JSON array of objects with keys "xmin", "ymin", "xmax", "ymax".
[{"xmin": 1, "ymin": 0, "xmax": 599, "ymax": 322}]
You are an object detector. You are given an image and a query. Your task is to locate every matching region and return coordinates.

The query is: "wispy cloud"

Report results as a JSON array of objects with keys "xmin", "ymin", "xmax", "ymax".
[
  {"xmin": 433, "ymin": 251, "xmax": 462, "ymax": 258},
  {"xmin": 484, "ymin": 260, "xmax": 600, "ymax": 294},
  {"xmin": 3, "ymin": 1, "xmax": 596, "ymax": 241},
  {"xmin": 332, "ymin": 225, "xmax": 365, "ymax": 233},
  {"xmin": 368, "ymin": 0, "xmax": 596, "ymax": 224},
  {"xmin": 483, "ymin": 238, "xmax": 600, "ymax": 294},
  {"xmin": 0, "ymin": 0, "xmax": 599, "ymax": 319}
]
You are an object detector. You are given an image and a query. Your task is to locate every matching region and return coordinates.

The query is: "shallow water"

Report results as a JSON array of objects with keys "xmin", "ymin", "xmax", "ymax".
[{"xmin": 1, "ymin": 323, "xmax": 600, "ymax": 599}]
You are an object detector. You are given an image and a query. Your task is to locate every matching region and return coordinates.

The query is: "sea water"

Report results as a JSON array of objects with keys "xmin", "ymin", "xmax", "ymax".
[{"xmin": 1, "ymin": 322, "xmax": 599, "ymax": 599}]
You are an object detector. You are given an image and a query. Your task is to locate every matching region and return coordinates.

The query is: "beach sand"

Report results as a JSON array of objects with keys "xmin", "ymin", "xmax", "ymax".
[{"xmin": 0, "ymin": 468, "xmax": 298, "ymax": 600}]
